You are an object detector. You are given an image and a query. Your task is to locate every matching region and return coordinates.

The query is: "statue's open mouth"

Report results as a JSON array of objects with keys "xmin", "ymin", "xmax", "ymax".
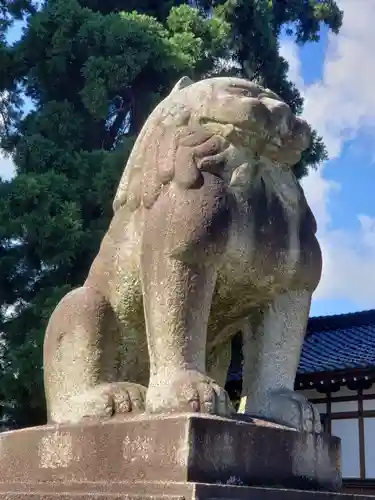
[
  {"xmin": 229, "ymin": 126, "xmax": 287, "ymax": 161},
  {"xmin": 199, "ymin": 113, "xmax": 304, "ymax": 168}
]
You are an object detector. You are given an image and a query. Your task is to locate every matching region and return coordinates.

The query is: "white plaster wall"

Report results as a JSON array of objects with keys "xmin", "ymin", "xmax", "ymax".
[
  {"xmin": 363, "ymin": 399, "xmax": 375, "ymax": 411},
  {"xmin": 331, "ymin": 419, "xmax": 360, "ymax": 478},
  {"xmin": 364, "ymin": 417, "xmax": 375, "ymax": 478},
  {"xmin": 331, "ymin": 400, "xmax": 358, "ymax": 413}
]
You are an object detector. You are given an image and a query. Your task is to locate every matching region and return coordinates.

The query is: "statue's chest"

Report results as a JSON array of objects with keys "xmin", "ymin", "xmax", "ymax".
[
  {"xmin": 241, "ymin": 167, "xmax": 302, "ymax": 245},
  {"xmin": 226, "ymin": 167, "xmax": 304, "ymax": 290}
]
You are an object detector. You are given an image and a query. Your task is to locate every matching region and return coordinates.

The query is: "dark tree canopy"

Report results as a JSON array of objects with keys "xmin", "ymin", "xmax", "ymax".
[{"xmin": 0, "ymin": 0, "xmax": 342, "ymax": 429}]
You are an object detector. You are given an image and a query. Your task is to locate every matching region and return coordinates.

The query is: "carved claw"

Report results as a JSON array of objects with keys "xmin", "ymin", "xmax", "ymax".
[
  {"xmin": 267, "ymin": 389, "xmax": 322, "ymax": 433},
  {"xmin": 146, "ymin": 369, "xmax": 234, "ymax": 417},
  {"xmin": 64, "ymin": 382, "xmax": 147, "ymax": 423},
  {"xmin": 174, "ymin": 125, "xmax": 231, "ymax": 188}
]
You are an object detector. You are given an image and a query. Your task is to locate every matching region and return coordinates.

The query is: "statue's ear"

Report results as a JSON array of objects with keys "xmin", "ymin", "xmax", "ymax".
[{"xmin": 170, "ymin": 76, "xmax": 194, "ymax": 94}]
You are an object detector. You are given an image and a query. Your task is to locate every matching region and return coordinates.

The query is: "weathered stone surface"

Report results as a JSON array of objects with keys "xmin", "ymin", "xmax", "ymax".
[
  {"xmin": 2, "ymin": 483, "xmax": 375, "ymax": 500},
  {"xmin": 1, "ymin": 483, "xmax": 375, "ymax": 500},
  {"xmin": 42, "ymin": 75, "xmax": 322, "ymax": 433},
  {"xmin": 0, "ymin": 415, "xmax": 339, "ymax": 491}
]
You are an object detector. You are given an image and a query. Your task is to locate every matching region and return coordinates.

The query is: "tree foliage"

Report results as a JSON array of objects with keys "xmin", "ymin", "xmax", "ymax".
[{"xmin": 0, "ymin": 0, "xmax": 342, "ymax": 428}]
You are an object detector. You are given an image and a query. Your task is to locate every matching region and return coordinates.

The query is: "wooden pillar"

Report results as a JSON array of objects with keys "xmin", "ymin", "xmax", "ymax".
[
  {"xmin": 358, "ymin": 388, "xmax": 366, "ymax": 479},
  {"xmin": 327, "ymin": 391, "xmax": 332, "ymax": 434}
]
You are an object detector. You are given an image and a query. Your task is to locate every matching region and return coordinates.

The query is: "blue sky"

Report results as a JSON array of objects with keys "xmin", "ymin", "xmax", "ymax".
[
  {"xmin": 1, "ymin": 1, "xmax": 374, "ymax": 318},
  {"xmin": 280, "ymin": 1, "xmax": 375, "ymax": 317}
]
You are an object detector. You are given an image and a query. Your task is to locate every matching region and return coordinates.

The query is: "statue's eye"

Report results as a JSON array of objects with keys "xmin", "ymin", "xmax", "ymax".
[
  {"xmin": 229, "ymin": 86, "xmax": 253, "ymax": 97},
  {"xmin": 228, "ymin": 82, "xmax": 263, "ymax": 98},
  {"xmin": 258, "ymin": 90, "xmax": 282, "ymax": 103}
]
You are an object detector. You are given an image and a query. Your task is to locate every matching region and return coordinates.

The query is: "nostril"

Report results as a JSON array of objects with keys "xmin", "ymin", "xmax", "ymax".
[
  {"xmin": 259, "ymin": 97, "xmax": 293, "ymax": 135},
  {"xmin": 278, "ymin": 117, "xmax": 292, "ymax": 138},
  {"xmin": 286, "ymin": 113, "xmax": 296, "ymax": 132},
  {"xmin": 260, "ymin": 97, "xmax": 291, "ymax": 116},
  {"xmin": 292, "ymin": 118, "xmax": 311, "ymax": 148}
]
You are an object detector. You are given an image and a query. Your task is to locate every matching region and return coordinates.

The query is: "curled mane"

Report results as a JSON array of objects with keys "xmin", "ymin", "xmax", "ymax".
[{"xmin": 113, "ymin": 77, "xmax": 194, "ymax": 213}]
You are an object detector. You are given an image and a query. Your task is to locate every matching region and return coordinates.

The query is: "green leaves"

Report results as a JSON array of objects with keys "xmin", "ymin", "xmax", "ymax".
[
  {"xmin": 167, "ymin": 4, "xmax": 230, "ymax": 74},
  {"xmin": 0, "ymin": 171, "xmax": 83, "ymax": 268},
  {"xmin": 79, "ymin": 11, "xmax": 169, "ymax": 117}
]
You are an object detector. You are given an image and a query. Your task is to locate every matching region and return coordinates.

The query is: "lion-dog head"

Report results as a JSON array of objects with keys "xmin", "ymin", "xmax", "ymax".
[{"xmin": 113, "ymin": 76, "xmax": 312, "ymax": 213}]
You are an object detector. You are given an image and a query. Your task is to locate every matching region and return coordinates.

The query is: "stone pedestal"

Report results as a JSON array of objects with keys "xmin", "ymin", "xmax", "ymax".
[{"xmin": 0, "ymin": 414, "xmax": 372, "ymax": 499}]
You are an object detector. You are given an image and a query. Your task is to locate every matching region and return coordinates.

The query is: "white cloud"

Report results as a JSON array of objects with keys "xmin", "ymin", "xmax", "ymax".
[
  {"xmin": 314, "ymin": 218, "xmax": 375, "ymax": 306},
  {"xmin": 281, "ymin": 0, "xmax": 375, "ymax": 310},
  {"xmin": 279, "ymin": 41, "xmax": 304, "ymax": 92},
  {"xmin": 304, "ymin": 2, "xmax": 375, "ymax": 159}
]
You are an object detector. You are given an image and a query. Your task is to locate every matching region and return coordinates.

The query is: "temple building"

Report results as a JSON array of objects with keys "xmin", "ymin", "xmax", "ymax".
[{"xmin": 226, "ymin": 309, "xmax": 375, "ymax": 496}]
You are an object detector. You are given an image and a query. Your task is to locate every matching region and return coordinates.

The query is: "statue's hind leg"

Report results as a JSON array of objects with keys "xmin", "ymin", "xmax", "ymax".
[
  {"xmin": 43, "ymin": 286, "xmax": 146, "ymax": 423},
  {"xmin": 239, "ymin": 290, "xmax": 321, "ymax": 432},
  {"xmin": 207, "ymin": 341, "xmax": 232, "ymax": 389},
  {"xmin": 141, "ymin": 174, "xmax": 234, "ymax": 417}
]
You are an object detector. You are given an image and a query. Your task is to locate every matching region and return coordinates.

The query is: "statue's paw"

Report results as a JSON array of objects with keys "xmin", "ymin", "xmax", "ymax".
[
  {"xmin": 109, "ymin": 382, "xmax": 147, "ymax": 414},
  {"xmin": 267, "ymin": 389, "xmax": 322, "ymax": 433},
  {"xmin": 68, "ymin": 382, "xmax": 147, "ymax": 423},
  {"xmin": 146, "ymin": 369, "xmax": 234, "ymax": 417}
]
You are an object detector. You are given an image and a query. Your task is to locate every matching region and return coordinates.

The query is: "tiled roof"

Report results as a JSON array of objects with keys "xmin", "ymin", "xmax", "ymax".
[
  {"xmin": 300, "ymin": 309, "xmax": 375, "ymax": 374},
  {"xmin": 227, "ymin": 309, "xmax": 375, "ymax": 381}
]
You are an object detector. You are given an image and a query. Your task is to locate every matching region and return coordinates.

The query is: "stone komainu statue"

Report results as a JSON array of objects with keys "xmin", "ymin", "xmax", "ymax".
[{"xmin": 43, "ymin": 76, "xmax": 322, "ymax": 432}]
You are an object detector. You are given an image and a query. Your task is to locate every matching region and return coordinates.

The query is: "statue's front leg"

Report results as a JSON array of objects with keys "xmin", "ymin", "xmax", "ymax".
[
  {"xmin": 141, "ymin": 173, "xmax": 234, "ymax": 417},
  {"xmin": 240, "ymin": 290, "xmax": 321, "ymax": 432}
]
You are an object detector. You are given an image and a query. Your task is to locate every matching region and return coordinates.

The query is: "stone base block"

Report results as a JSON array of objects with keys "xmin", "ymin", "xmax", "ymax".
[
  {"xmin": 0, "ymin": 482, "xmax": 374, "ymax": 500},
  {"xmin": 0, "ymin": 413, "xmax": 340, "ymax": 491}
]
